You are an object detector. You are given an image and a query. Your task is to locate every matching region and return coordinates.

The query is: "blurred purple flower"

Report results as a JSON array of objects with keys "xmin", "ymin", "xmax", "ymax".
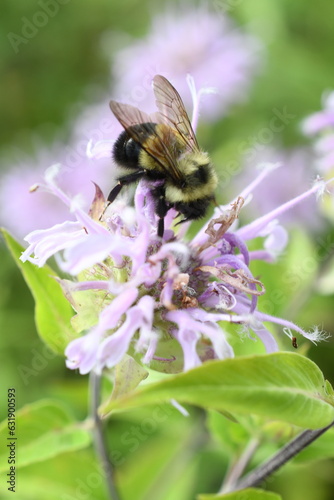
[
  {"xmin": 314, "ymin": 134, "xmax": 334, "ymax": 172},
  {"xmin": 302, "ymin": 92, "xmax": 334, "ymax": 173},
  {"xmin": 0, "ymin": 158, "xmax": 69, "ymax": 239},
  {"xmin": 0, "ymin": 105, "xmax": 115, "ymax": 240},
  {"xmin": 20, "ymin": 162, "xmax": 330, "ymax": 375},
  {"xmin": 110, "ymin": 6, "xmax": 262, "ymax": 119},
  {"xmin": 302, "ymin": 92, "xmax": 334, "ymax": 136}
]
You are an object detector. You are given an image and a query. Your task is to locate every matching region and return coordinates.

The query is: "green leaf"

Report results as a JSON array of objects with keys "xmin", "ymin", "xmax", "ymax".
[
  {"xmin": 118, "ymin": 421, "xmax": 194, "ymax": 500},
  {"xmin": 102, "ymin": 353, "xmax": 334, "ymax": 429},
  {"xmin": 198, "ymin": 488, "xmax": 282, "ymax": 500},
  {"xmin": 2, "ymin": 229, "xmax": 77, "ymax": 353},
  {"xmin": 206, "ymin": 411, "xmax": 253, "ymax": 455},
  {"xmin": 0, "ymin": 399, "xmax": 91, "ymax": 470},
  {"xmin": 14, "ymin": 449, "xmax": 107, "ymax": 499}
]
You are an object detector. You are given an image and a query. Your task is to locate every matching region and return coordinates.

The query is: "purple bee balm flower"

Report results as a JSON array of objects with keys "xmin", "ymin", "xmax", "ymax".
[
  {"xmin": 0, "ymin": 86, "xmax": 125, "ymax": 241},
  {"xmin": 302, "ymin": 92, "xmax": 334, "ymax": 174},
  {"xmin": 0, "ymin": 127, "xmax": 113, "ymax": 240},
  {"xmin": 20, "ymin": 160, "xmax": 331, "ymax": 375},
  {"xmin": 302, "ymin": 92, "xmax": 334, "ymax": 136},
  {"xmin": 110, "ymin": 5, "xmax": 262, "ymax": 120}
]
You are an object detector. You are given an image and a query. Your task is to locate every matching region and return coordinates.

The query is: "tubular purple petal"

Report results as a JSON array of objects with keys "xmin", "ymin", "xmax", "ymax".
[
  {"xmin": 236, "ymin": 180, "xmax": 326, "ymax": 241},
  {"xmin": 222, "ymin": 232, "xmax": 250, "ymax": 266}
]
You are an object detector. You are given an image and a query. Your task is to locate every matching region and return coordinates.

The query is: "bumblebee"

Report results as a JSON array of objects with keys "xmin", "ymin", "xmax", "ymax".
[{"xmin": 107, "ymin": 75, "xmax": 218, "ymax": 237}]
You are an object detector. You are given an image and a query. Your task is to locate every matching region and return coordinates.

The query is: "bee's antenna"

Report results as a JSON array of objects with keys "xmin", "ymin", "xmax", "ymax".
[
  {"xmin": 212, "ymin": 196, "xmax": 223, "ymax": 213},
  {"xmin": 99, "ymin": 201, "xmax": 111, "ymax": 221}
]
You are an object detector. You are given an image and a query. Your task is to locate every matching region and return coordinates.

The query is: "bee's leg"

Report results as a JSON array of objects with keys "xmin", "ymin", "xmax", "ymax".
[
  {"xmin": 158, "ymin": 217, "xmax": 165, "ymax": 238},
  {"xmin": 107, "ymin": 170, "xmax": 145, "ymax": 203},
  {"xmin": 155, "ymin": 185, "xmax": 169, "ymax": 238},
  {"xmin": 99, "ymin": 170, "xmax": 146, "ymax": 222},
  {"xmin": 174, "ymin": 217, "xmax": 188, "ymax": 226}
]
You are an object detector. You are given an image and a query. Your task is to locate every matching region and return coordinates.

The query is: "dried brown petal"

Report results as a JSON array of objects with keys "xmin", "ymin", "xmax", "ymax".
[
  {"xmin": 197, "ymin": 264, "xmax": 265, "ymax": 296},
  {"xmin": 200, "ymin": 197, "xmax": 244, "ymax": 251},
  {"xmin": 89, "ymin": 182, "xmax": 106, "ymax": 220}
]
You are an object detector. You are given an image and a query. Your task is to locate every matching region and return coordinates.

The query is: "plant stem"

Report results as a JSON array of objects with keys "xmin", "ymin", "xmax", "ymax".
[
  {"xmin": 231, "ymin": 419, "xmax": 334, "ymax": 492},
  {"xmin": 90, "ymin": 371, "xmax": 122, "ymax": 500},
  {"xmin": 220, "ymin": 437, "xmax": 260, "ymax": 493}
]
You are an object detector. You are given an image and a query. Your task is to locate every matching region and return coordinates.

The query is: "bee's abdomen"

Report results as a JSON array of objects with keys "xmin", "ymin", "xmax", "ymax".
[
  {"xmin": 183, "ymin": 164, "xmax": 210, "ymax": 187},
  {"xmin": 174, "ymin": 198, "xmax": 212, "ymax": 220},
  {"xmin": 166, "ymin": 161, "xmax": 218, "ymax": 204}
]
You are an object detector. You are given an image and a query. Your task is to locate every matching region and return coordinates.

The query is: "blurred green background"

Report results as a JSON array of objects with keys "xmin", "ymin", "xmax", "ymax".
[{"xmin": 1, "ymin": 1, "xmax": 334, "ymax": 499}]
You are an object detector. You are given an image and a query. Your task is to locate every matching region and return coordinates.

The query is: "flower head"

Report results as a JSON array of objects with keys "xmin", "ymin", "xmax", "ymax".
[
  {"xmin": 110, "ymin": 6, "xmax": 262, "ymax": 120},
  {"xmin": 18, "ymin": 73, "xmax": 333, "ymax": 377},
  {"xmin": 20, "ymin": 155, "xmax": 331, "ymax": 375},
  {"xmin": 0, "ymin": 121, "xmax": 113, "ymax": 240}
]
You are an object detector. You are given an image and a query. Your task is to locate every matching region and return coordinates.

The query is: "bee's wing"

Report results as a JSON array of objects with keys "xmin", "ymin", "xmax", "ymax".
[
  {"xmin": 110, "ymin": 100, "xmax": 185, "ymax": 183},
  {"xmin": 109, "ymin": 101, "xmax": 153, "ymax": 139},
  {"xmin": 153, "ymin": 74, "xmax": 200, "ymax": 153}
]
